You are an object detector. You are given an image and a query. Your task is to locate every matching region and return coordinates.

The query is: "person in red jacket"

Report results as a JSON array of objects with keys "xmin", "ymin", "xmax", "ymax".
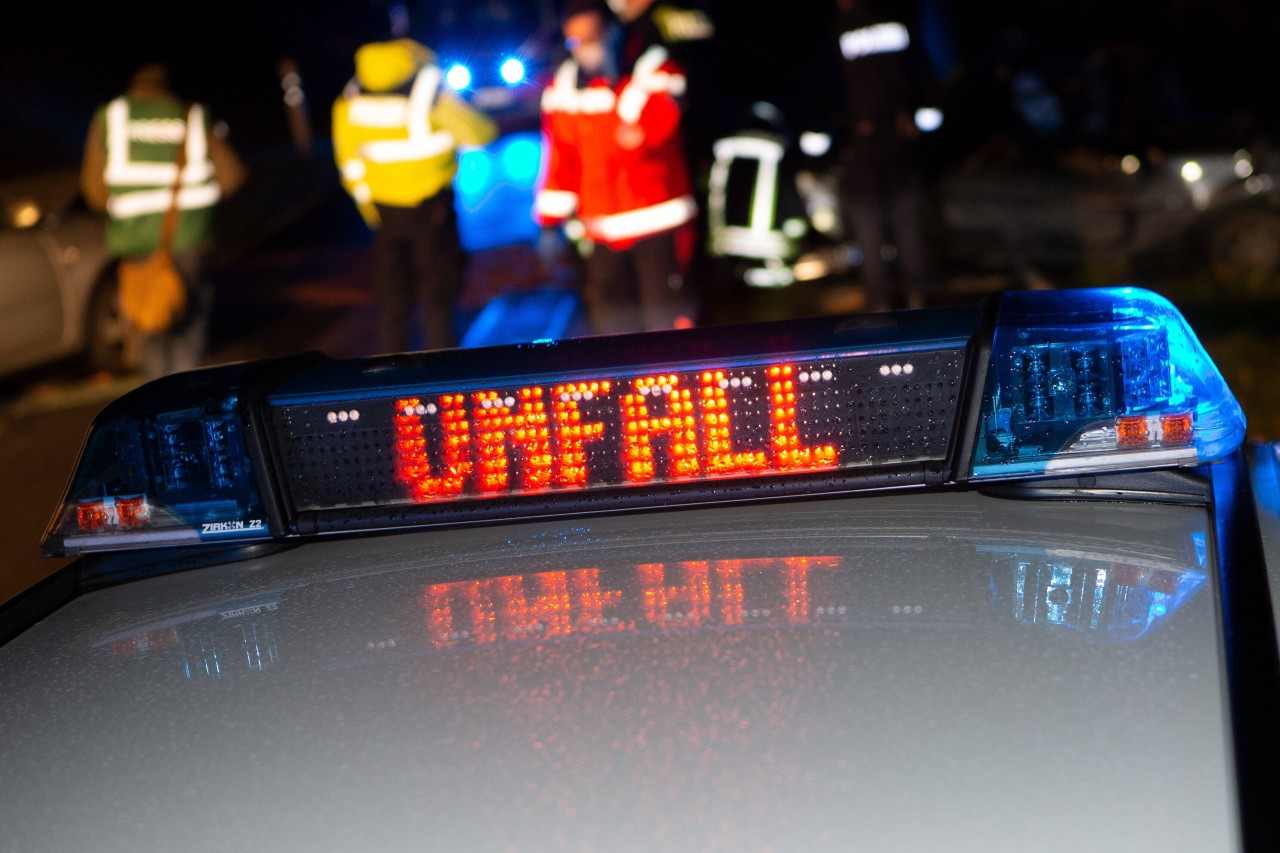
[{"xmin": 534, "ymin": 0, "xmax": 697, "ymax": 335}]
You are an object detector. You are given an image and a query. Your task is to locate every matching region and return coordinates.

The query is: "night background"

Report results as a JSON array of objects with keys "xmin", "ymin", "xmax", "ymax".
[{"xmin": 3, "ymin": 0, "xmax": 1277, "ymax": 177}]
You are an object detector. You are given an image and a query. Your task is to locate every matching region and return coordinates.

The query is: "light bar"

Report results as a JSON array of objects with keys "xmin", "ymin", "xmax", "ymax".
[
  {"xmin": 41, "ymin": 289, "xmax": 1247, "ymax": 555},
  {"xmin": 42, "ymin": 355, "xmax": 331, "ymax": 555},
  {"xmin": 968, "ymin": 287, "xmax": 1246, "ymax": 479}
]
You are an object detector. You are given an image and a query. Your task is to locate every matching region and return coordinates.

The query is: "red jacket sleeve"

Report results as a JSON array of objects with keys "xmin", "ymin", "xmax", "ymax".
[
  {"xmin": 636, "ymin": 84, "xmax": 682, "ymax": 148},
  {"xmin": 616, "ymin": 50, "xmax": 687, "ymax": 147},
  {"xmin": 533, "ymin": 106, "xmax": 580, "ymax": 227}
]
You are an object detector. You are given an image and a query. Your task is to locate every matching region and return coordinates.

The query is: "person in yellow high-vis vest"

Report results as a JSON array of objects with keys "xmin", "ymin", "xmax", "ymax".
[
  {"xmin": 81, "ymin": 63, "xmax": 246, "ymax": 381},
  {"xmin": 332, "ymin": 39, "xmax": 499, "ymax": 353}
]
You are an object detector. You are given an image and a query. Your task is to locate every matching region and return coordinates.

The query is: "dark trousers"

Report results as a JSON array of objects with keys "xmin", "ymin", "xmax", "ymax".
[
  {"xmin": 584, "ymin": 226, "xmax": 693, "ymax": 335},
  {"xmin": 373, "ymin": 191, "xmax": 465, "ymax": 353},
  {"xmin": 840, "ymin": 139, "xmax": 931, "ymax": 312}
]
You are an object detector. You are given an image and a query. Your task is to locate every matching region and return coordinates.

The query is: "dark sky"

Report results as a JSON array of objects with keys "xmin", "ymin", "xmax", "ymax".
[
  {"xmin": 2, "ymin": 0, "xmax": 1276, "ymax": 181},
  {"xmin": 0, "ymin": 1, "xmax": 394, "ymax": 178}
]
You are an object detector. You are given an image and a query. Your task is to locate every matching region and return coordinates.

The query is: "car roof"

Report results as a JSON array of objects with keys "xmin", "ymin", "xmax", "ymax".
[{"xmin": 0, "ymin": 488, "xmax": 1236, "ymax": 852}]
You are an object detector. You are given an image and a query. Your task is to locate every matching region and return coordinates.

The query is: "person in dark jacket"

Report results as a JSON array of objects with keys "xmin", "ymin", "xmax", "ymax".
[{"xmin": 828, "ymin": 0, "xmax": 936, "ymax": 312}]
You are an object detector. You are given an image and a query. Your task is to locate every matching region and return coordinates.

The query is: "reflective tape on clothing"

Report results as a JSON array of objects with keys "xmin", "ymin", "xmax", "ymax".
[
  {"xmin": 360, "ymin": 133, "xmax": 456, "ymax": 163},
  {"xmin": 341, "ymin": 159, "xmax": 367, "ymax": 182},
  {"xmin": 542, "ymin": 49, "xmax": 684, "ymax": 121},
  {"xmin": 541, "ymin": 61, "xmax": 617, "ymax": 114},
  {"xmin": 541, "ymin": 84, "xmax": 618, "ymax": 114},
  {"xmin": 535, "ymin": 189, "xmax": 579, "ymax": 219},
  {"xmin": 616, "ymin": 46, "xmax": 681, "ymax": 124},
  {"xmin": 584, "ymin": 195, "xmax": 696, "ymax": 243},
  {"xmin": 106, "ymin": 183, "xmax": 222, "ymax": 218},
  {"xmin": 104, "ymin": 160, "xmax": 216, "ymax": 187},
  {"xmin": 347, "ymin": 66, "xmax": 456, "ymax": 164},
  {"xmin": 347, "ymin": 97, "xmax": 412, "ymax": 127},
  {"xmin": 839, "ymin": 22, "xmax": 910, "ymax": 60},
  {"xmin": 103, "ymin": 98, "xmax": 214, "ymax": 189}
]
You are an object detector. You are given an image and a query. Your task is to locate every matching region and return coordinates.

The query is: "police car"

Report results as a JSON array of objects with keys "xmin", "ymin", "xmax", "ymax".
[{"xmin": 1, "ymin": 287, "xmax": 1277, "ymax": 851}]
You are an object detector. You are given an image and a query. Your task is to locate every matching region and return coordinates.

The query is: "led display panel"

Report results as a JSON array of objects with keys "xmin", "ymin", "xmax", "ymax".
[{"xmin": 270, "ymin": 346, "xmax": 967, "ymax": 518}]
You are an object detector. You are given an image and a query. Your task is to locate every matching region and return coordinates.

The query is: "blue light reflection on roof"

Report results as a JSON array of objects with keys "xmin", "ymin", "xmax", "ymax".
[{"xmin": 985, "ymin": 544, "xmax": 1209, "ymax": 642}]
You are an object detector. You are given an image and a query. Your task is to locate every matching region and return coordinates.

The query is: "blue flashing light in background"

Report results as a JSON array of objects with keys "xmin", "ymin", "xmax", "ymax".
[
  {"xmin": 455, "ymin": 147, "xmax": 492, "ymax": 201},
  {"xmin": 499, "ymin": 134, "xmax": 542, "ymax": 185},
  {"xmin": 971, "ymin": 287, "xmax": 1247, "ymax": 479},
  {"xmin": 501, "ymin": 58, "xmax": 526, "ymax": 85},
  {"xmin": 446, "ymin": 63, "xmax": 471, "ymax": 91},
  {"xmin": 454, "ymin": 130, "xmax": 544, "ymax": 252}
]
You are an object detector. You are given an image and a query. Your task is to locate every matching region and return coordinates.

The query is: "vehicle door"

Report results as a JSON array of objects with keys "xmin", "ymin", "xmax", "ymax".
[{"xmin": 0, "ymin": 195, "xmax": 67, "ymax": 373}]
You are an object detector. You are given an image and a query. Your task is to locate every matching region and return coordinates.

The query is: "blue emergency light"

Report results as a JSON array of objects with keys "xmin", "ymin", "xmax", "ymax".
[
  {"xmin": 446, "ymin": 63, "xmax": 471, "ymax": 91},
  {"xmin": 42, "ymin": 288, "xmax": 1247, "ymax": 556},
  {"xmin": 500, "ymin": 58, "xmax": 526, "ymax": 85},
  {"xmin": 971, "ymin": 287, "xmax": 1245, "ymax": 478}
]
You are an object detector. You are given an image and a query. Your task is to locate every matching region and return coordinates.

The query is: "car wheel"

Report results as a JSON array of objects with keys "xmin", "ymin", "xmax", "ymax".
[
  {"xmin": 1209, "ymin": 208, "xmax": 1280, "ymax": 295},
  {"xmin": 85, "ymin": 268, "xmax": 142, "ymax": 375}
]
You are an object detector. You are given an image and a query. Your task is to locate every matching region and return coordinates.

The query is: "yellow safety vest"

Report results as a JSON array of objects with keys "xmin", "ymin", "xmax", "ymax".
[{"xmin": 332, "ymin": 63, "xmax": 498, "ymax": 227}]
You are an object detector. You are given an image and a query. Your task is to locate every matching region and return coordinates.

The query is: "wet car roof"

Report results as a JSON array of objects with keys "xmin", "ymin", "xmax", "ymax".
[{"xmin": 0, "ymin": 489, "xmax": 1236, "ymax": 852}]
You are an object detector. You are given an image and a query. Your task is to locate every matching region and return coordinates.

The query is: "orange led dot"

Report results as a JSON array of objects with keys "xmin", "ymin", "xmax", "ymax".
[
  {"xmin": 77, "ymin": 501, "xmax": 110, "ymax": 531},
  {"xmin": 115, "ymin": 497, "xmax": 150, "ymax": 528},
  {"xmin": 1160, "ymin": 412, "xmax": 1194, "ymax": 445},
  {"xmin": 1116, "ymin": 415, "xmax": 1150, "ymax": 448}
]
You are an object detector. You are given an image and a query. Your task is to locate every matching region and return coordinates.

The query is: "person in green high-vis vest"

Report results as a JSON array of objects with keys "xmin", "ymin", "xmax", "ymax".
[{"xmin": 80, "ymin": 63, "xmax": 246, "ymax": 381}]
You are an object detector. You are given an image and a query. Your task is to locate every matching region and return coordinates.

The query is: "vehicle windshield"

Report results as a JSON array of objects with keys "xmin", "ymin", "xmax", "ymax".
[{"xmin": 0, "ymin": 489, "xmax": 1235, "ymax": 852}]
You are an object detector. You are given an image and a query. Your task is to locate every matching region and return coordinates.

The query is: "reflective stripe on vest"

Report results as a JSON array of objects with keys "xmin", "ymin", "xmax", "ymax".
[
  {"xmin": 103, "ymin": 98, "xmax": 220, "ymax": 219},
  {"xmin": 345, "ymin": 66, "xmax": 456, "ymax": 163}
]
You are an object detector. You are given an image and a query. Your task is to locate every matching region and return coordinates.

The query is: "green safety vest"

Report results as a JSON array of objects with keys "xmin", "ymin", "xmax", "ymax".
[{"xmin": 99, "ymin": 96, "xmax": 221, "ymax": 258}]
